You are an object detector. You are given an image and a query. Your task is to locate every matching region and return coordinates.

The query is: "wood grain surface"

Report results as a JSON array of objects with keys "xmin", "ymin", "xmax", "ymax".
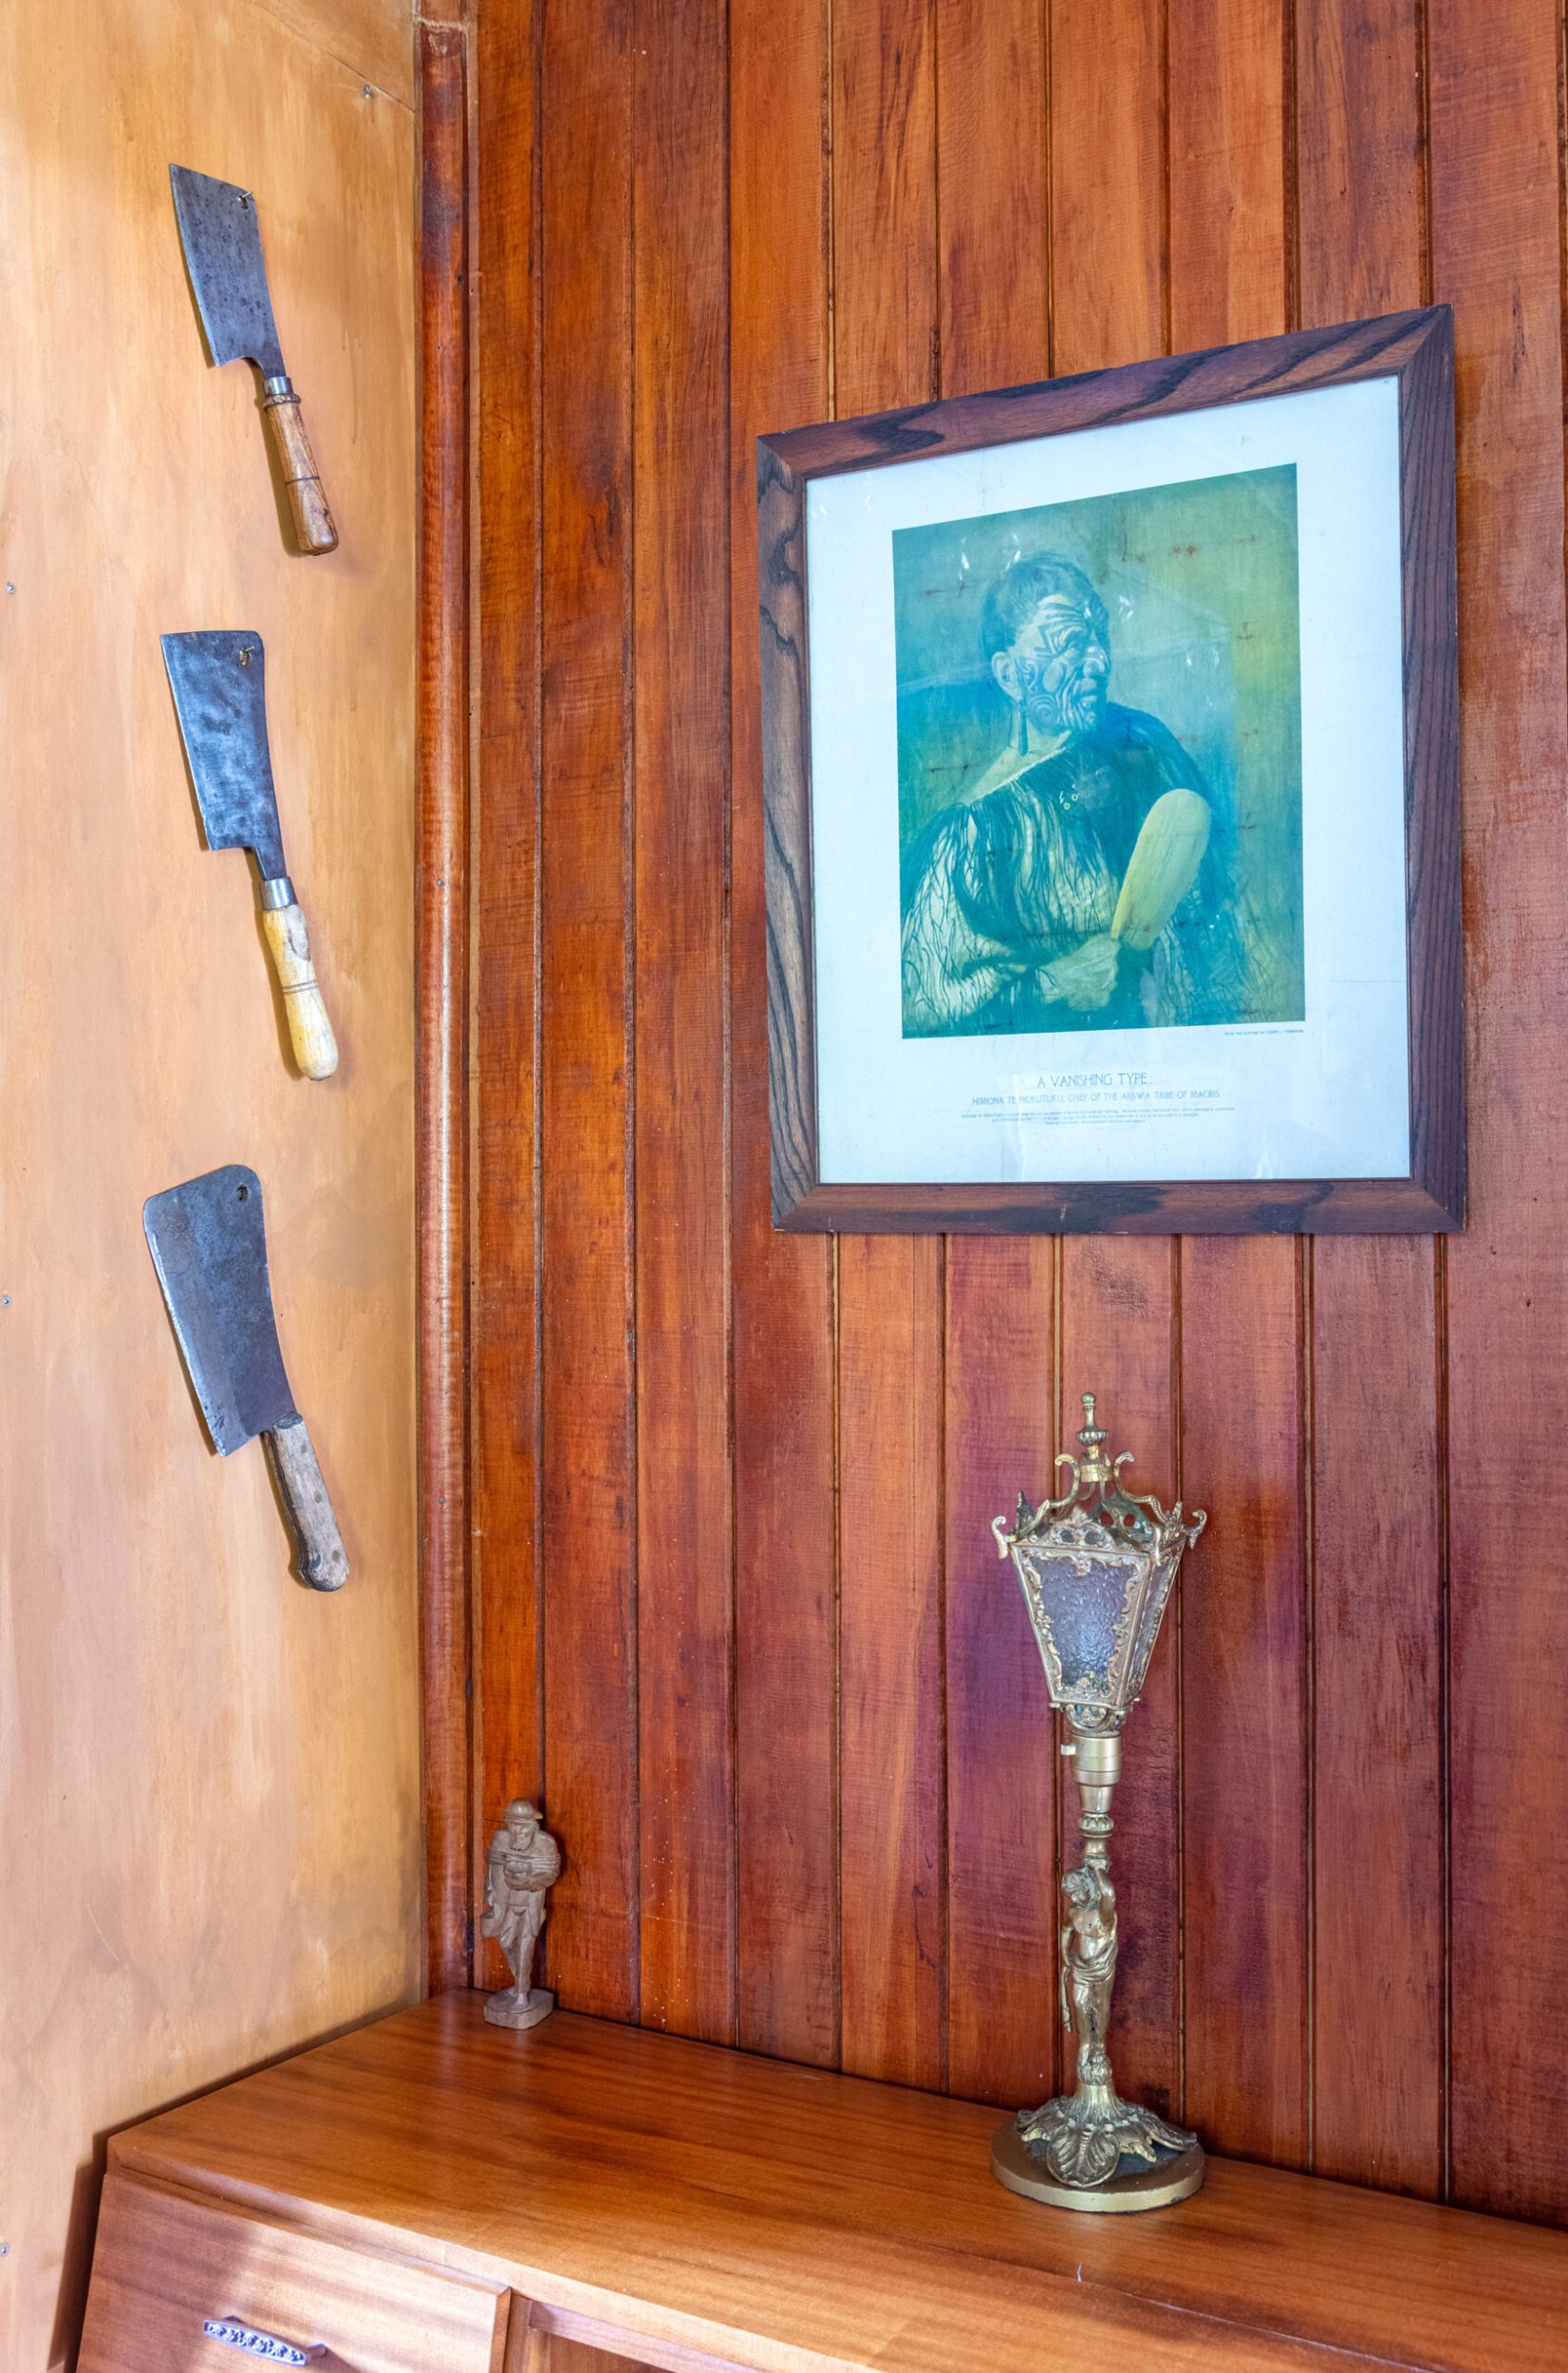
[
  {"xmin": 0, "ymin": 1, "xmax": 420, "ymax": 2367},
  {"xmin": 1295, "ymin": 0, "xmax": 1447, "ymax": 2201},
  {"xmin": 107, "ymin": 1996, "xmax": 1568, "ymax": 2373},
  {"xmin": 1167, "ymin": 0, "xmax": 1311, "ymax": 2172},
  {"xmin": 472, "ymin": 0, "xmax": 544, "ymax": 1991},
  {"xmin": 1431, "ymin": 0, "xmax": 1568, "ymax": 2225},
  {"xmin": 457, "ymin": 0, "xmax": 1568, "ymax": 2234},
  {"xmin": 729, "ymin": 0, "xmax": 839, "ymax": 2072},
  {"xmin": 831, "ymin": 2, "xmax": 944, "ymax": 2096},
  {"xmin": 932, "ymin": 3, "xmax": 1059, "ymax": 2121},
  {"xmin": 535, "ymin": 0, "xmax": 640, "ymax": 2024},
  {"xmin": 633, "ymin": 0, "xmax": 736, "ymax": 2047},
  {"xmin": 418, "ymin": 16, "xmax": 472, "ymax": 1997},
  {"xmin": 80, "ymin": 2170, "xmax": 509, "ymax": 2373}
]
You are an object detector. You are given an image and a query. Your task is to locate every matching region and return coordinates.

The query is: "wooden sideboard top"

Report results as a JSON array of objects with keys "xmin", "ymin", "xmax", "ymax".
[{"xmin": 109, "ymin": 1993, "xmax": 1567, "ymax": 2373}]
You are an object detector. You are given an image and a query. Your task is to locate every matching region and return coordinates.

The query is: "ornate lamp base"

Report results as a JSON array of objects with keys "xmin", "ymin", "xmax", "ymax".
[
  {"xmin": 991, "ymin": 2117, "xmax": 1204, "ymax": 2214},
  {"xmin": 484, "ymin": 1986, "xmax": 554, "ymax": 2031}
]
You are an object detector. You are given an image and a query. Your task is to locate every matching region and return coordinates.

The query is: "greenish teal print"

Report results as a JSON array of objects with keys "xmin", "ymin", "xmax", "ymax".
[{"xmin": 893, "ymin": 465, "xmax": 1304, "ymax": 1039}]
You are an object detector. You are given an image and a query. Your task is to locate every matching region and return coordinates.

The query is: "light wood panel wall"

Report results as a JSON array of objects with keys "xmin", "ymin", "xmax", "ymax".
[
  {"xmin": 0, "ymin": 0, "xmax": 420, "ymax": 2363},
  {"xmin": 462, "ymin": 0, "xmax": 1568, "ymax": 2227}
]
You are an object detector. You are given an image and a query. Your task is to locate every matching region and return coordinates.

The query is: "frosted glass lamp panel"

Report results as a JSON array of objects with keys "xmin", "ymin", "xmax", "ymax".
[
  {"xmin": 1019, "ymin": 1542, "xmax": 1145, "ymax": 1709},
  {"xmin": 1124, "ymin": 1549, "xmax": 1180, "ymax": 1704}
]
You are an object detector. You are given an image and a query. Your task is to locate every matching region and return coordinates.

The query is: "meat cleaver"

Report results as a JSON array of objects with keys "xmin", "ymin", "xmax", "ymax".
[
  {"xmin": 144, "ymin": 1165, "xmax": 349, "ymax": 1591},
  {"xmin": 162, "ymin": 628, "xmax": 339, "ymax": 1081},
  {"xmin": 170, "ymin": 163, "xmax": 338, "ymax": 554}
]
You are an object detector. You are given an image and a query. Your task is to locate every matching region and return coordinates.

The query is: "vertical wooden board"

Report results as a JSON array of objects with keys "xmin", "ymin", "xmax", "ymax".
[
  {"xmin": 831, "ymin": 0, "xmax": 944, "ymax": 2093},
  {"xmin": 1048, "ymin": 0, "xmax": 1166, "ymax": 376},
  {"xmin": 538, "ymin": 0, "xmax": 639, "ymax": 2022},
  {"xmin": 420, "ymin": 23, "xmax": 473, "ymax": 1997},
  {"xmin": 474, "ymin": 0, "xmax": 544, "ymax": 1991},
  {"xmin": 1048, "ymin": 0, "xmax": 1179, "ymax": 2123},
  {"xmin": 633, "ymin": 0, "xmax": 736, "ymax": 2046},
  {"xmin": 1058, "ymin": 1245, "xmax": 1181, "ymax": 2121},
  {"xmin": 933, "ymin": 0, "xmax": 1057, "ymax": 2113},
  {"xmin": 1166, "ymin": 0, "xmax": 1309, "ymax": 2169},
  {"xmin": 935, "ymin": 0, "xmax": 1050, "ymax": 387},
  {"xmin": 1295, "ymin": 0, "xmax": 1425, "ymax": 324},
  {"xmin": 1294, "ymin": 0, "xmax": 1445, "ymax": 2196},
  {"xmin": 1429, "ymin": 0, "xmax": 1568, "ymax": 2225},
  {"xmin": 838, "ymin": 1238, "xmax": 945, "ymax": 2087},
  {"xmin": 1167, "ymin": 0, "xmax": 1289, "ymax": 345},
  {"xmin": 1311, "ymin": 1243, "xmax": 1443, "ymax": 2191},
  {"xmin": 1179, "ymin": 1249, "xmax": 1308, "ymax": 2162},
  {"xmin": 833, "ymin": 0, "xmax": 938, "ymax": 418},
  {"xmin": 944, "ymin": 1243, "xmax": 1061, "ymax": 2109},
  {"xmin": 731, "ymin": 0, "xmax": 839, "ymax": 2068}
]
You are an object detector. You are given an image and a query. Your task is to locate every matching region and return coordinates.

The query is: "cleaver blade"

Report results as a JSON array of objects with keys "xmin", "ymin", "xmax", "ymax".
[
  {"xmin": 161, "ymin": 629, "xmax": 288, "ymax": 883},
  {"xmin": 170, "ymin": 165, "xmax": 287, "ymax": 379},
  {"xmin": 144, "ymin": 1165, "xmax": 298, "ymax": 1455},
  {"xmin": 144, "ymin": 1166, "xmax": 349, "ymax": 1589},
  {"xmin": 169, "ymin": 163, "xmax": 339, "ymax": 553}
]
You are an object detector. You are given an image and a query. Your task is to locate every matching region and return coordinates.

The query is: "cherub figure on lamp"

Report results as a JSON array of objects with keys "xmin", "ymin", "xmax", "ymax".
[{"xmin": 991, "ymin": 1392, "xmax": 1206, "ymax": 2212}]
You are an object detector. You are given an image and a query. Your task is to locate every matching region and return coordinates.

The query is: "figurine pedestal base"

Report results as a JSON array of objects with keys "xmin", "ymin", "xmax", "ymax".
[
  {"xmin": 484, "ymin": 1987, "xmax": 555, "ymax": 2031},
  {"xmin": 991, "ymin": 2120, "xmax": 1204, "ymax": 2214}
]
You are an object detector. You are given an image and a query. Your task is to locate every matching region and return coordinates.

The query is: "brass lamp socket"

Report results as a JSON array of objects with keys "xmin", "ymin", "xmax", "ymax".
[{"xmin": 1067, "ymin": 1729, "xmax": 1122, "ymax": 1786}]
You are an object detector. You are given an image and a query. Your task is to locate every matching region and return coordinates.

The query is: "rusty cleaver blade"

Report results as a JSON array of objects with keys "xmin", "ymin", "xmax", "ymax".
[
  {"xmin": 144, "ymin": 1165, "xmax": 349, "ymax": 1591},
  {"xmin": 160, "ymin": 630, "xmax": 339, "ymax": 1080},
  {"xmin": 170, "ymin": 163, "xmax": 339, "ymax": 554},
  {"xmin": 162, "ymin": 629, "xmax": 288, "ymax": 879}
]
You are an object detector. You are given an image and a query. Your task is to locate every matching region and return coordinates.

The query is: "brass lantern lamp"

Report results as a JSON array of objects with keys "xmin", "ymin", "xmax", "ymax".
[{"xmin": 990, "ymin": 1392, "xmax": 1207, "ymax": 2213}]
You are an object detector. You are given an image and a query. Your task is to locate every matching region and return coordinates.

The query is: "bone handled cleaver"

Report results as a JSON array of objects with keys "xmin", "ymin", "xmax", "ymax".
[
  {"xmin": 170, "ymin": 163, "xmax": 338, "ymax": 554},
  {"xmin": 162, "ymin": 628, "xmax": 339, "ymax": 1081},
  {"xmin": 144, "ymin": 1166, "xmax": 349, "ymax": 1591}
]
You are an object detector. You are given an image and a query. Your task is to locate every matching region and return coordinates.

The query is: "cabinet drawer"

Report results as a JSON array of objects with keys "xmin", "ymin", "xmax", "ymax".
[{"xmin": 79, "ymin": 2172, "xmax": 511, "ymax": 2373}]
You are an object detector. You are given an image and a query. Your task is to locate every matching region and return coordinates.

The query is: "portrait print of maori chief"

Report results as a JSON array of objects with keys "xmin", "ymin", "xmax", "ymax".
[{"xmin": 900, "ymin": 551, "xmax": 1252, "ymax": 1038}]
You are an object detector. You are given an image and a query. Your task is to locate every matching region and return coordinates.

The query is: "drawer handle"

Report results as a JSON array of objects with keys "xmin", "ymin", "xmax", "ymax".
[{"xmin": 203, "ymin": 2318, "xmax": 326, "ymax": 2364}]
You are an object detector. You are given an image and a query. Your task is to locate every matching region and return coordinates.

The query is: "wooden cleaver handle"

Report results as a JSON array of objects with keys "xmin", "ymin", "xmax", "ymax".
[
  {"xmin": 265, "ymin": 1417, "xmax": 350, "ymax": 1591},
  {"xmin": 261, "ymin": 890, "xmax": 340, "ymax": 1080},
  {"xmin": 261, "ymin": 377, "xmax": 339, "ymax": 555}
]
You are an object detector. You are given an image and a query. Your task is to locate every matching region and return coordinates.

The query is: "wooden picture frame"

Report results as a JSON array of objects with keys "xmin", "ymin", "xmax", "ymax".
[{"xmin": 757, "ymin": 306, "xmax": 1462, "ymax": 1234}]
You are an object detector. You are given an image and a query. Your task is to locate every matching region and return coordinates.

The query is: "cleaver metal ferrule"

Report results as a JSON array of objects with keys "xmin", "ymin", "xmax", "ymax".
[
  {"xmin": 145, "ymin": 1165, "xmax": 349, "ymax": 1591},
  {"xmin": 162, "ymin": 628, "xmax": 340, "ymax": 1081},
  {"xmin": 171, "ymin": 163, "xmax": 338, "ymax": 554}
]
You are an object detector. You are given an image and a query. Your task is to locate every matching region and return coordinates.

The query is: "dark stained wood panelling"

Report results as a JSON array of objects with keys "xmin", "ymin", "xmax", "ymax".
[
  {"xmin": 832, "ymin": 0, "xmax": 944, "ymax": 2095},
  {"xmin": 474, "ymin": 0, "xmax": 543, "ymax": 1993},
  {"xmin": 1431, "ymin": 0, "xmax": 1568, "ymax": 2225},
  {"xmin": 1295, "ymin": 0, "xmax": 1447, "ymax": 2197},
  {"xmin": 536, "ymin": 0, "xmax": 640, "ymax": 2022},
  {"xmin": 632, "ymin": 0, "xmax": 736, "ymax": 2046},
  {"xmin": 457, "ymin": 0, "xmax": 1568, "ymax": 2227},
  {"xmin": 418, "ymin": 20, "xmax": 472, "ymax": 1997},
  {"xmin": 1048, "ymin": 0, "xmax": 1180, "ymax": 2129},
  {"xmin": 932, "ymin": 0, "xmax": 1059, "ymax": 2118},
  {"xmin": 1167, "ymin": 0, "xmax": 1311, "ymax": 2171},
  {"xmin": 729, "ymin": 0, "xmax": 840, "ymax": 2070},
  {"xmin": 943, "ymin": 1244, "xmax": 1061, "ymax": 2113},
  {"xmin": 838, "ymin": 1235, "xmax": 946, "ymax": 2088}
]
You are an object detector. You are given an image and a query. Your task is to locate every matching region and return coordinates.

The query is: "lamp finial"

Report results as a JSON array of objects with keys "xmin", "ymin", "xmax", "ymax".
[{"xmin": 1074, "ymin": 1391, "xmax": 1112, "ymax": 1490}]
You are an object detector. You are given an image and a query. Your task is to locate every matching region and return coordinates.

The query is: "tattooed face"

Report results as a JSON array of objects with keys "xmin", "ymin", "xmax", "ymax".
[{"xmin": 992, "ymin": 590, "xmax": 1111, "ymax": 739}]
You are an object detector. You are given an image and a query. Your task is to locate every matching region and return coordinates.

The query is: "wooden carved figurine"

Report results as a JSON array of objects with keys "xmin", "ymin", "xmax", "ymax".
[{"xmin": 481, "ymin": 1799, "xmax": 561, "ymax": 2030}]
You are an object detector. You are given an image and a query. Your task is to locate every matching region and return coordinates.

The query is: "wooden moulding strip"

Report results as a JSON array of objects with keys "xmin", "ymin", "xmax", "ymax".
[{"xmin": 418, "ymin": 18, "xmax": 473, "ymax": 1997}]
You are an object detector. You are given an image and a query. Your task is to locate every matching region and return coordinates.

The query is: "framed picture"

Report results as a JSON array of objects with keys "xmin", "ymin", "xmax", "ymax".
[{"xmin": 757, "ymin": 306, "xmax": 1462, "ymax": 1234}]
